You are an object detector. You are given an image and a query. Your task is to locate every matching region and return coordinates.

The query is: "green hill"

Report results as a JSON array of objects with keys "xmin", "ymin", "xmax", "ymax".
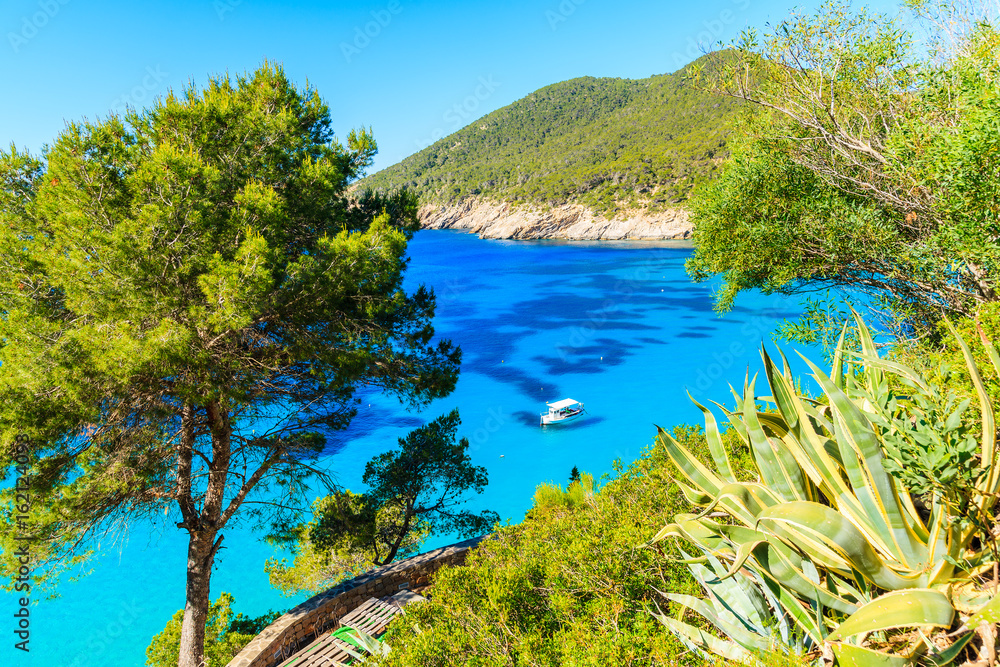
[{"xmin": 361, "ymin": 57, "xmax": 740, "ymax": 216}]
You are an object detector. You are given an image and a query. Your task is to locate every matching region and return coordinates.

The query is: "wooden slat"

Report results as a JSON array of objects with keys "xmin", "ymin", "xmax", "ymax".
[
  {"xmin": 276, "ymin": 597, "xmax": 404, "ymax": 667},
  {"xmin": 339, "ymin": 597, "xmax": 400, "ymax": 636},
  {"xmin": 275, "ymin": 632, "xmax": 354, "ymax": 667}
]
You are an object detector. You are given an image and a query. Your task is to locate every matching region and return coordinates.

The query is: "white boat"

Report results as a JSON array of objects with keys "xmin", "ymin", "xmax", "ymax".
[{"xmin": 540, "ymin": 398, "xmax": 585, "ymax": 426}]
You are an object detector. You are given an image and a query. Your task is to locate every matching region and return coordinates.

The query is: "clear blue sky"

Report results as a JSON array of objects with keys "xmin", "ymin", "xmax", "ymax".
[{"xmin": 2, "ymin": 0, "xmax": 905, "ymax": 174}]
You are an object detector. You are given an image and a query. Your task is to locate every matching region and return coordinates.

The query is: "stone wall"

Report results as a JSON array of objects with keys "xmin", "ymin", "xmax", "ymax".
[{"xmin": 226, "ymin": 536, "xmax": 486, "ymax": 667}]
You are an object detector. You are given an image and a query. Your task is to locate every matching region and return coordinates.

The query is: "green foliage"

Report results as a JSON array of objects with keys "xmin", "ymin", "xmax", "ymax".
[
  {"xmin": 878, "ymin": 389, "xmax": 984, "ymax": 528},
  {"xmin": 227, "ymin": 607, "xmax": 282, "ymax": 637},
  {"xmin": 265, "ymin": 491, "xmax": 430, "ymax": 597},
  {"xmin": 370, "ymin": 428, "xmax": 733, "ymax": 667},
  {"xmin": 267, "ymin": 411, "xmax": 497, "ymax": 596},
  {"xmin": 653, "ymin": 312, "xmax": 1000, "ymax": 664},
  {"xmin": 893, "ymin": 302, "xmax": 1000, "ymax": 413},
  {"xmin": 774, "ymin": 297, "xmax": 864, "ymax": 360},
  {"xmin": 0, "ymin": 61, "xmax": 460, "ymax": 666},
  {"xmin": 686, "ymin": 2, "xmax": 1000, "ymax": 338},
  {"xmin": 146, "ymin": 593, "xmax": 277, "ymax": 667},
  {"xmin": 357, "ymin": 409, "xmax": 498, "ymax": 555},
  {"xmin": 361, "ymin": 56, "xmax": 741, "ymax": 216},
  {"xmin": 530, "ymin": 472, "xmax": 596, "ymax": 516}
]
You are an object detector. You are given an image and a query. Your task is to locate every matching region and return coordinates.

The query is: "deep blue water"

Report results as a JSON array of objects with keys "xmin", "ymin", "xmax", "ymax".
[{"xmin": 8, "ymin": 230, "xmax": 822, "ymax": 667}]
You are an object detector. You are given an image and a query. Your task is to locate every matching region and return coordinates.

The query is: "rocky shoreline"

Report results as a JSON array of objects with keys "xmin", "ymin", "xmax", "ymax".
[{"xmin": 417, "ymin": 199, "xmax": 693, "ymax": 240}]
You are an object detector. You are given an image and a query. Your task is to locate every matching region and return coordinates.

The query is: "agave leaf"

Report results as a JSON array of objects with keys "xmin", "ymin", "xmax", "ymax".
[
  {"xmin": 693, "ymin": 482, "xmax": 782, "ymax": 525},
  {"xmin": 851, "ymin": 308, "xmax": 887, "ymax": 397},
  {"xmin": 944, "ymin": 318, "xmax": 1000, "ymax": 506},
  {"xmin": 766, "ymin": 347, "xmax": 801, "ymax": 432},
  {"xmin": 649, "ymin": 515, "xmax": 726, "ymax": 550},
  {"xmin": 800, "ymin": 354, "xmax": 926, "ymax": 568},
  {"xmin": 757, "ymin": 411, "xmax": 790, "ymax": 437},
  {"xmin": 743, "ymin": 377, "xmax": 807, "ymax": 501},
  {"xmin": 690, "ymin": 392, "xmax": 737, "ymax": 483},
  {"xmin": 831, "ymin": 321, "xmax": 849, "ymax": 390},
  {"xmin": 690, "ymin": 552, "xmax": 770, "ymax": 628},
  {"xmin": 924, "ymin": 499, "xmax": 961, "ymax": 586},
  {"xmin": 957, "ymin": 591, "xmax": 1000, "ymax": 629},
  {"xmin": 844, "ymin": 352, "xmax": 931, "ymax": 393},
  {"xmin": 715, "ymin": 538, "xmax": 769, "ymax": 582},
  {"xmin": 759, "ymin": 574, "xmax": 826, "ymax": 644},
  {"xmin": 345, "ymin": 628, "xmax": 389, "ymax": 658},
  {"xmin": 656, "ymin": 426, "xmax": 726, "ymax": 499},
  {"xmin": 676, "ymin": 479, "xmax": 713, "ymax": 506},
  {"xmin": 831, "ymin": 642, "xmax": 910, "ymax": 666},
  {"xmin": 762, "ymin": 348, "xmax": 856, "ymax": 504},
  {"xmin": 655, "ymin": 614, "xmax": 755, "ymax": 664},
  {"xmin": 757, "ymin": 501, "xmax": 923, "ymax": 591},
  {"xmin": 826, "ymin": 589, "xmax": 953, "ymax": 642},
  {"xmin": 656, "ymin": 312, "xmax": 1000, "ymax": 666},
  {"xmin": 678, "ymin": 517, "xmax": 860, "ymax": 615},
  {"xmin": 744, "ymin": 538, "xmax": 861, "ymax": 615},
  {"xmin": 921, "ymin": 593, "xmax": 1000, "ymax": 665},
  {"xmin": 923, "ymin": 632, "xmax": 973, "ymax": 667},
  {"xmin": 825, "ymin": 567, "xmax": 869, "ymax": 606},
  {"xmin": 659, "ymin": 591, "xmax": 772, "ymax": 652},
  {"xmin": 726, "ymin": 406, "xmax": 750, "ymax": 441},
  {"xmin": 747, "ymin": 565, "xmax": 794, "ymax": 645}
]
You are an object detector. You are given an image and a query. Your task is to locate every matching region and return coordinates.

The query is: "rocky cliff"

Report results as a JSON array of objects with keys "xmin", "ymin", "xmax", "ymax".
[{"xmin": 418, "ymin": 199, "xmax": 692, "ymax": 240}]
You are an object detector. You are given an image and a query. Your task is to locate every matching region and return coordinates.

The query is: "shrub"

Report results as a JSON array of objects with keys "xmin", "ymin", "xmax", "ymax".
[
  {"xmin": 373, "ymin": 430, "xmax": 713, "ymax": 666},
  {"xmin": 146, "ymin": 593, "xmax": 279, "ymax": 667}
]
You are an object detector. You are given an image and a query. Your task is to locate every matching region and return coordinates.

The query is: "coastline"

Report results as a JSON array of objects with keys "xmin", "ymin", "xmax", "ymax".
[{"xmin": 418, "ymin": 198, "xmax": 693, "ymax": 241}]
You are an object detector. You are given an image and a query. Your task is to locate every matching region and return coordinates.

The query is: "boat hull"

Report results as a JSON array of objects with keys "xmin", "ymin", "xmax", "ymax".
[{"xmin": 540, "ymin": 409, "xmax": 584, "ymax": 425}]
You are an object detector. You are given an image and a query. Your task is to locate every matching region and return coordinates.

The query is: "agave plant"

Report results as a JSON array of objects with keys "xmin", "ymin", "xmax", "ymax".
[
  {"xmin": 652, "ymin": 312, "xmax": 1000, "ymax": 665},
  {"xmin": 655, "ymin": 551, "xmax": 813, "ymax": 664}
]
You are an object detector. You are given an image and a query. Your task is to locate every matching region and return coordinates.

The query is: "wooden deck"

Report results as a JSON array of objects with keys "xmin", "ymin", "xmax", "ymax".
[{"xmin": 275, "ymin": 595, "xmax": 412, "ymax": 667}]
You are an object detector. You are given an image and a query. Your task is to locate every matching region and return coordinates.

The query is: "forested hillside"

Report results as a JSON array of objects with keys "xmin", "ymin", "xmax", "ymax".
[{"xmin": 361, "ymin": 56, "xmax": 739, "ymax": 215}]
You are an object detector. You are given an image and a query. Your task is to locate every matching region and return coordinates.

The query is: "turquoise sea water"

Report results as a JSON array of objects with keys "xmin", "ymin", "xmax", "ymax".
[{"xmin": 9, "ymin": 230, "xmax": 823, "ymax": 667}]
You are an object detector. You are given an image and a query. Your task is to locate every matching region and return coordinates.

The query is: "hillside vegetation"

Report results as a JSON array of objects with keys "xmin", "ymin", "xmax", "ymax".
[
  {"xmin": 372, "ymin": 428, "xmax": 733, "ymax": 667},
  {"xmin": 361, "ymin": 56, "xmax": 740, "ymax": 215}
]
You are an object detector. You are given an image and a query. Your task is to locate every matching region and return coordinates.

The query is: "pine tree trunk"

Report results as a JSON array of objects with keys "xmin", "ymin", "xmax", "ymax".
[
  {"xmin": 177, "ymin": 399, "xmax": 230, "ymax": 667},
  {"xmin": 379, "ymin": 498, "xmax": 415, "ymax": 566},
  {"xmin": 177, "ymin": 531, "xmax": 217, "ymax": 667}
]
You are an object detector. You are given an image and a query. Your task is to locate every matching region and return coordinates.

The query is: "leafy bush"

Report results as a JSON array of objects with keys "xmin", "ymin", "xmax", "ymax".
[
  {"xmin": 146, "ymin": 593, "xmax": 280, "ymax": 667},
  {"xmin": 371, "ymin": 432, "xmax": 713, "ymax": 666},
  {"xmin": 529, "ymin": 472, "xmax": 597, "ymax": 515}
]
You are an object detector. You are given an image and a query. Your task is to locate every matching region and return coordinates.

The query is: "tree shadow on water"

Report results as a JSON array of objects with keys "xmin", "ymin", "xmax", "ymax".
[{"xmin": 532, "ymin": 338, "xmax": 637, "ymax": 376}]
